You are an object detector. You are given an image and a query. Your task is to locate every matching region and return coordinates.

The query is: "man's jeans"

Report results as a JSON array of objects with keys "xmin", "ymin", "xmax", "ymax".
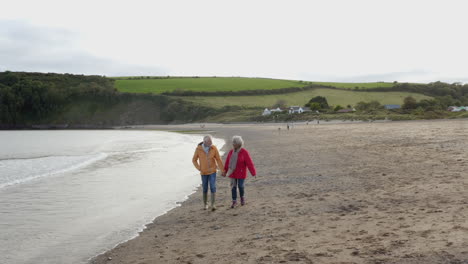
[
  {"xmin": 230, "ymin": 178, "xmax": 245, "ymax": 201},
  {"xmin": 201, "ymin": 173, "xmax": 216, "ymax": 193}
]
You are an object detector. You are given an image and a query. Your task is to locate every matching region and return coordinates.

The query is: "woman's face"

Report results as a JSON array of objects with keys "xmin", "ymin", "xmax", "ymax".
[{"xmin": 233, "ymin": 142, "xmax": 241, "ymax": 149}]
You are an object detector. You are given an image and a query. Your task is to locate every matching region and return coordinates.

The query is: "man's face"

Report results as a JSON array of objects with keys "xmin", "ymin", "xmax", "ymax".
[{"xmin": 205, "ymin": 138, "xmax": 212, "ymax": 147}]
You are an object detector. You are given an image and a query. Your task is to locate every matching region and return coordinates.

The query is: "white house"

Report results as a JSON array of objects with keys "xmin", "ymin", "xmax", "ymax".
[
  {"xmin": 270, "ymin": 107, "xmax": 283, "ymax": 113},
  {"xmin": 288, "ymin": 106, "xmax": 311, "ymax": 114},
  {"xmin": 262, "ymin": 107, "xmax": 283, "ymax": 116}
]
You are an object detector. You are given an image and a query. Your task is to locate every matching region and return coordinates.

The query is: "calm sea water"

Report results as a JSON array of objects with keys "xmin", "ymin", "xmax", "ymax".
[{"xmin": 0, "ymin": 130, "xmax": 223, "ymax": 264}]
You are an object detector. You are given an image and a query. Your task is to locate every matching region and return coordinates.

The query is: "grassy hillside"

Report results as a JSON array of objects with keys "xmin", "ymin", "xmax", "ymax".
[
  {"xmin": 2, "ymin": 72, "xmax": 466, "ymax": 126},
  {"xmin": 115, "ymin": 77, "xmax": 307, "ymax": 94},
  {"xmin": 310, "ymin": 81, "xmax": 395, "ymax": 89},
  {"xmin": 179, "ymin": 88, "xmax": 433, "ymax": 108}
]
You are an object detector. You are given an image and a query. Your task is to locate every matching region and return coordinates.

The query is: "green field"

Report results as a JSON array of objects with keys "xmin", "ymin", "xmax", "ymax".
[
  {"xmin": 179, "ymin": 88, "xmax": 432, "ymax": 108},
  {"xmin": 114, "ymin": 77, "xmax": 433, "ymax": 112},
  {"xmin": 115, "ymin": 77, "xmax": 307, "ymax": 94},
  {"xmin": 309, "ymin": 82, "xmax": 395, "ymax": 89}
]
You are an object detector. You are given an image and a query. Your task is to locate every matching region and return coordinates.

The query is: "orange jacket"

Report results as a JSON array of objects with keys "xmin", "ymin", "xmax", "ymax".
[{"xmin": 192, "ymin": 142, "xmax": 224, "ymax": 175}]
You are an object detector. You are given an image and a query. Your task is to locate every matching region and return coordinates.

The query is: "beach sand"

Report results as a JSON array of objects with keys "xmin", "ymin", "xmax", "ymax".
[{"xmin": 91, "ymin": 119, "xmax": 468, "ymax": 264}]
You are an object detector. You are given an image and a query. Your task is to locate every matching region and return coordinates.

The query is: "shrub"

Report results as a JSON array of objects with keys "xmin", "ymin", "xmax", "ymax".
[
  {"xmin": 334, "ymin": 105, "xmax": 344, "ymax": 112},
  {"xmin": 403, "ymin": 96, "xmax": 417, "ymax": 109},
  {"xmin": 305, "ymin": 96, "xmax": 329, "ymax": 109},
  {"xmin": 355, "ymin": 101, "xmax": 383, "ymax": 112}
]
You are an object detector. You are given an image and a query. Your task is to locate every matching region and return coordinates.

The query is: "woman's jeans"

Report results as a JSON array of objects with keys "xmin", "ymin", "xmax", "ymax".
[
  {"xmin": 230, "ymin": 178, "xmax": 245, "ymax": 201},
  {"xmin": 201, "ymin": 173, "xmax": 216, "ymax": 193}
]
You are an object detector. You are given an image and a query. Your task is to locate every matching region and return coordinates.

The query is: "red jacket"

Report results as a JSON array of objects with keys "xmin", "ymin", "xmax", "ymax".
[{"xmin": 224, "ymin": 148, "xmax": 256, "ymax": 179}]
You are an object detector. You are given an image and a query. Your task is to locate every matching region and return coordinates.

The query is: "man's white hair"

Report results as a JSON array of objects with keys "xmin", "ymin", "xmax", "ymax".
[
  {"xmin": 232, "ymin": 135, "xmax": 244, "ymax": 147},
  {"xmin": 203, "ymin": 135, "xmax": 213, "ymax": 144}
]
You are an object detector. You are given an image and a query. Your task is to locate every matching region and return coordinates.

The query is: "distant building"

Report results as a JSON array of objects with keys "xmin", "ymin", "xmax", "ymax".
[
  {"xmin": 288, "ymin": 106, "xmax": 311, "ymax": 114},
  {"xmin": 262, "ymin": 107, "xmax": 284, "ymax": 116},
  {"xmin": 384, "ymin": 104, "xmax": 401, "ymax": 110},
  {"xmin": 262, "ymin": 108, "xmax": 271, "ymax": 116},
  {"xmin": 270, "ymin": 107, "xmax": 283, "ymax": 113}
]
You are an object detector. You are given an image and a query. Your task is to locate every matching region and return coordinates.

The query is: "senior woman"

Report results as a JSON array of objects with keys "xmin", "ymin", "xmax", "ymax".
[
  {"xmin": 223, "ymin": 135, "xmax": 256, "ymax": 208},
  {"xmin": 192, "ymin": 135, "xmax": 224, "ymax": 211}
]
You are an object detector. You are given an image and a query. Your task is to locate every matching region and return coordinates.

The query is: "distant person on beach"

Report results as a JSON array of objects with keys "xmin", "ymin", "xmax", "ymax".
[
  {"xmin": 192, "ymin": 135, "xmax": 224, "ymax": 211},
  {"xmin": 222, "ymin": 136, "xmax": 256, "ymax": 208}
]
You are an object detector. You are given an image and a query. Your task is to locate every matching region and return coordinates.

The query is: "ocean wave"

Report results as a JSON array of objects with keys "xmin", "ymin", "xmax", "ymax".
[
  {"xmin": 0, "ymin": 153, "xmax": 108, "ymax": 189},
  {"xmin": 106, "ymin": 147, "xmax": 166, "ymax": 155}
]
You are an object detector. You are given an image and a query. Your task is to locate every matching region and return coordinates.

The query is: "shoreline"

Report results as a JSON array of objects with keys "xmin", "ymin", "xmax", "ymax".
[
  {"xmin": 85, "ymin": 131, "xmax": 228, "ymax": 264},
  {"xmin": 0, "ymin": 130, "xmax": 223, "ymax": 264},
  {"xmin": 1, "ymin": 117, "xmax": 468, "ymax": 131},
  {"xmin": 87, "ymin": 188, "xmax": 198, "ymax": 264},
  {"xmin": 90, "ymin": 119, "xmax": 468, "ymax": 263}
]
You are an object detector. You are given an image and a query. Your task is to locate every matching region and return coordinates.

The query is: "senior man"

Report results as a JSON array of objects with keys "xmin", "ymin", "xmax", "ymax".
[{"xmin": 192, "ymin": 135, "xmax": 224, "ymax": 211}]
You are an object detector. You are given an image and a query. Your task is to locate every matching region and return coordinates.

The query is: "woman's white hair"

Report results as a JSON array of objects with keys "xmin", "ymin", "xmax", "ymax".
[
  {"xmin": 232, "ymin": 135, "xmax": 244, "ymax": 147},
  {"xmin": 203, "ymin": 135, "xmax": 213, "ymax": 144}
]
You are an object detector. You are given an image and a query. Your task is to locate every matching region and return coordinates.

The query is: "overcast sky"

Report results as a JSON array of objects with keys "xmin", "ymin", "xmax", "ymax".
[{"xmin": 1, "ymin": 0, "xmax": 467, "ymax": 82}]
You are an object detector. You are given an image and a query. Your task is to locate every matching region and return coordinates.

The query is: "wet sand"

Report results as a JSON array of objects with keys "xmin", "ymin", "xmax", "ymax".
[{"xmin": 92, "ymin": 119, "xmax": 468, "ymax": 264}]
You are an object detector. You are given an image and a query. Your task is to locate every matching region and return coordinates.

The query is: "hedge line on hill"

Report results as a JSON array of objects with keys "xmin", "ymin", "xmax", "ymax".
[
  {"xmin": 161, "ymin": 84, "xmax": 334, "ymax": 96},
  {"xmin": 355, "ymin": 82, "xmax": 468, "ymax": 101},
  {"xmin": 162, "ymin": 81, "xmax": 468, "ymax": 105}
]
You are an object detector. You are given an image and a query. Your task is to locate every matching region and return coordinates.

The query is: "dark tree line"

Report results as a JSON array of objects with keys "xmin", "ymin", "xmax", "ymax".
[
  {"xmin": 0, "ymin": 72, "xmax": 224, "ymax": 126},
  {"xmin": 161, "ymin": 84, "xmax": 333, "ymax": 96},
  {"xmin": 0, "ymin": 71, "xmax": 117, "ymax": 124},
  {"xmin": 401, "ymin": 95, "xmax": 464, "ymax": 111}
]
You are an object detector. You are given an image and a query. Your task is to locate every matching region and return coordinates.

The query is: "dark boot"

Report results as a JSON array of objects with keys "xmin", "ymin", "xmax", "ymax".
[
  {"xmin": 203, "ymin": 193, "xmax": 208, "ymax": 210},
  {"xmin": 211, "ymin": 193, "xmax": 217, "ymax": 211},
  {"xmin": 231, "ymin": 200, "xmax": 237, "ymax": 208}
]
